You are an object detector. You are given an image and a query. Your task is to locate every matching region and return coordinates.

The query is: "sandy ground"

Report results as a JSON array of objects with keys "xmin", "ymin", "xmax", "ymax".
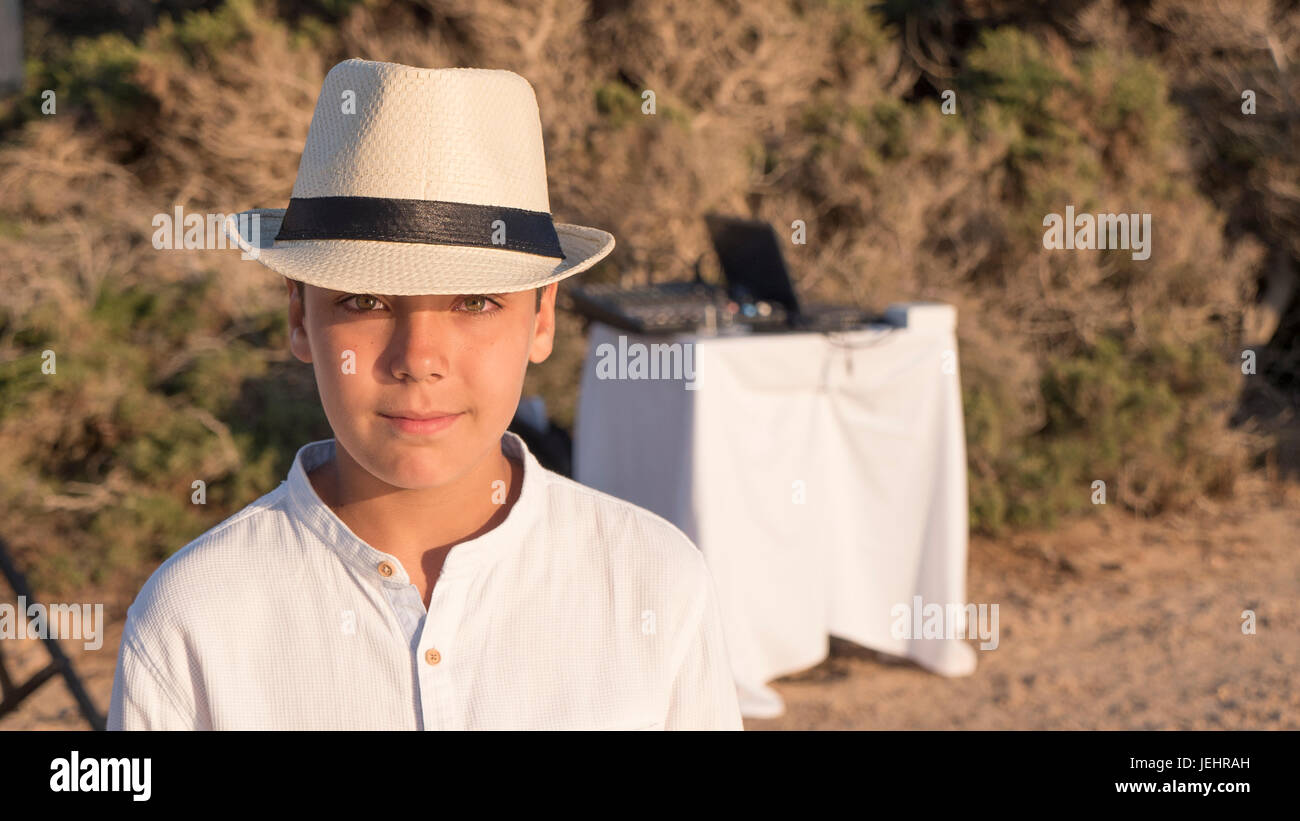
[
  {"xmin": 746, "ymin": 471, "xmax": 1300, "ymax": 730},
  {"xmin": 2, "ymin": 471, "xmax": 1296, "ymax": 731}
]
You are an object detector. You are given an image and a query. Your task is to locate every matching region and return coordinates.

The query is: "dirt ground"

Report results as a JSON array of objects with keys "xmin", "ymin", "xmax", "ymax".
[
  {"xmin": 2, "ymin": 471, "xmax": 1296, "ymax": 731},
  {"xmin": 747, "ymin": 471, "xmax": 1300, "ymax": 730}
]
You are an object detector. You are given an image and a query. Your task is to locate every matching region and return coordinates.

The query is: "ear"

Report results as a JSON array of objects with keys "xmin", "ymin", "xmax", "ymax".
[
  {"xmin": 287, "ymin": 277, "xmax": 313, "ymax": 364},
  {"xmin": 527, "ymin": 282, "xmax": 558, "ymax": 364}
]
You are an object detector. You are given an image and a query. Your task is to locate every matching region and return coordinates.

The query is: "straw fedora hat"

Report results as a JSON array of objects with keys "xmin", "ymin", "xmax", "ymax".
[{"xmin": 223, "ymin": 59, "xmax": 615, "ymax": 295}]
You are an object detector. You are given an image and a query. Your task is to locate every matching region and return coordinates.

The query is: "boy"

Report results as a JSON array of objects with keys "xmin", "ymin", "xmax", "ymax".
[{"xmin": 107, "ymin": 59, "xmax": 743, "ymax": 730}]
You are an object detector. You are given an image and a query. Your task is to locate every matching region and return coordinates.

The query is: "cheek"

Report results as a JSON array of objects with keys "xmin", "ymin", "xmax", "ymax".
[
  {"xmin": 459, "ymin": 326, "xmax": 531, "ymax": 406},
  {"xmin": 312, "ymin": 329, "xmax": 375, "ymax": 405}
]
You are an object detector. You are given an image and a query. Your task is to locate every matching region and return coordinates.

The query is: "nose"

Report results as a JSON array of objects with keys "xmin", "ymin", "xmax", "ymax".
[{"xmin": 388, "ymin": 310, "xmax": 450, "ymax": 382}]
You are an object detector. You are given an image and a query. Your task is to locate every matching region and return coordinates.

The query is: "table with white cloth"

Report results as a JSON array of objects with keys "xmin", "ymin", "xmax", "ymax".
[{"xmin": 572, "ymin": 302, "xmax": 977, "ymax": 719}]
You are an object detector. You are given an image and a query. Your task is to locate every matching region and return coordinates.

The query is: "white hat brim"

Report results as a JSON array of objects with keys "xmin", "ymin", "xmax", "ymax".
[{"xmin": 222, "ymin": 208, "xmax": 614, "ymax": 295}]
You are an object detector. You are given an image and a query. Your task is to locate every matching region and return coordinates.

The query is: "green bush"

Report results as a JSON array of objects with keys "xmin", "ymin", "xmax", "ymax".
[
  {"xmin": 0, "ymin": 1, "xmax": 1267, "ymax": 594},
  {"xmin": 969, "ymin": 324, "xmax": 1243, "ymax": 534}
]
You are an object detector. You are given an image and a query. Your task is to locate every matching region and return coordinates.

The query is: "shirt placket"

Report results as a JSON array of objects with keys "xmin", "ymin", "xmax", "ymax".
[
  {"xmin": 373, "ymin": 559, "xmax": 428, "ymax": 728},
  {"xmin": 369, "ymin": 550, "xmax": 482, "ymax": 730},
  {"xmin": 415, "ymin": 572, "xmax": 471, "ymax": 731}
]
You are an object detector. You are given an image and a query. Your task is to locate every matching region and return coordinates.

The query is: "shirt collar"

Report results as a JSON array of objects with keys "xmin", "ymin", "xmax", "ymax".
[{"xmin": 283, "ymin": 431, "xmax": 545, "ymax": 583}]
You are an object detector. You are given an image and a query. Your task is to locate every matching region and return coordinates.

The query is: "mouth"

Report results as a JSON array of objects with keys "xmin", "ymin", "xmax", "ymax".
[{"xmin": 378, "ymin": 410, "xmax": 463, "ymax": 436}]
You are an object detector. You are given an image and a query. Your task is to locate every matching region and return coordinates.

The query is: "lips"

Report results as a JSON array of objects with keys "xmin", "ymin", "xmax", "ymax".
[
  {"xmin": 380, "ymin": 410, "xmax": 463, "ymax": 436},
  {"xmin": 381, "ymin": 410, "xmax": 460, "ymax": 421}
]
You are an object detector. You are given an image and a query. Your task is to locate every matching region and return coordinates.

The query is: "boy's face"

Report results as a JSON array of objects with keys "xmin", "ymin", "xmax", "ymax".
[{"xmin": 287, "ymin": 278, "xmax": 556, "ymax": 490}]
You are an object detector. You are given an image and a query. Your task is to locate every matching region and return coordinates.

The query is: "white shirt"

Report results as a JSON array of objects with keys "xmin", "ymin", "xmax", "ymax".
[{"xmin": 108, "ymin": 432, "xmax": 743, "ymax": 730}]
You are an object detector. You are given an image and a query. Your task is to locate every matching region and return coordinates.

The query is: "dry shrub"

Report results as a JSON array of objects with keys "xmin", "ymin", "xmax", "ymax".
[{"xmin": 0, "ymin": 0, "xmax": 1281, "ymax": 593}]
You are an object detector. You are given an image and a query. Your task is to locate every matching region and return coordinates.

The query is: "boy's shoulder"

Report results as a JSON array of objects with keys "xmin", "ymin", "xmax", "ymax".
[
  {"xmin": 124, "ymin": 483, "xmax": 295, "ymax": 634},
  {"xmin": 532, "ymin": 466, "xmax": 707, "ymax": 575},
  {"xmin": 126, "ymin": 456, "xmax": 712, "ymax": 634}
]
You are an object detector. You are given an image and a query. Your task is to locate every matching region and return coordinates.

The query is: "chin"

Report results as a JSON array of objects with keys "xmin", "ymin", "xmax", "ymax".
[
  {"xmin": 371, "ymin": 446, "xmax": 465, "ymax": 488},
  {"xmin": 375, "ymin": 462, "xmax": 460, "ymax": 491},
  {"xmin": 389, "ymin": 471, "xmax": 456, "ymax": 491}
]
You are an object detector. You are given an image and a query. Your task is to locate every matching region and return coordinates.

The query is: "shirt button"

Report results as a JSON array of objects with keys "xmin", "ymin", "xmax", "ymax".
[
  {"xmin": 377, "ymin": 561, "xmax": 394, "ymax": 577},
  {"xmin": 425, "ymin": 648, "xmax": 442, "ymax": 665}
]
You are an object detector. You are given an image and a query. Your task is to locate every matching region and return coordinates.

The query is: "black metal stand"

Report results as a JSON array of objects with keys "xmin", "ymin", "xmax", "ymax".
[{"xmin": 0, "ymin": 537, "xmax": 105, "ymax": 730}]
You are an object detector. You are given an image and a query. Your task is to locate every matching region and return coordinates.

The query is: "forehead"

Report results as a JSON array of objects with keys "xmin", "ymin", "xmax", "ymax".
[
  {"xmin": 300, "ymin": 283, "xmax": 514, "ymax": 295},
  {"xmin": 299, "ymin": 283, "xmax": 541, "ymax": 301},
  {"xmin": 295, "ymin": 284, "xmax": 543, "ymax": 314}
]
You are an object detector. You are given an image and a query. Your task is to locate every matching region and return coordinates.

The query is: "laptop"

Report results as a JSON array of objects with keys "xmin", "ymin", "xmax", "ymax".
[{"xmin": 704, "ymin": 214, "xmax": 878, "ymax": 332}]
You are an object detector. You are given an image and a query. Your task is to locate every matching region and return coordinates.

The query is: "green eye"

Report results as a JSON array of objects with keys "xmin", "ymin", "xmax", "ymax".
[
  {"xmin": 452, "ymin": 295, "xmax": 502, "ymax": 318},
  {"xmin": 356, "ymin": 295, "xmax": 379, "ymax": 310}
]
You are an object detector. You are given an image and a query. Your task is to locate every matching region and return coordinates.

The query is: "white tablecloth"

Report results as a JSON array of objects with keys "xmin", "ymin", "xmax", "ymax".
[{"xmin": 573, "ymin": 303, "xmax": 976, "ymax": 718}]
